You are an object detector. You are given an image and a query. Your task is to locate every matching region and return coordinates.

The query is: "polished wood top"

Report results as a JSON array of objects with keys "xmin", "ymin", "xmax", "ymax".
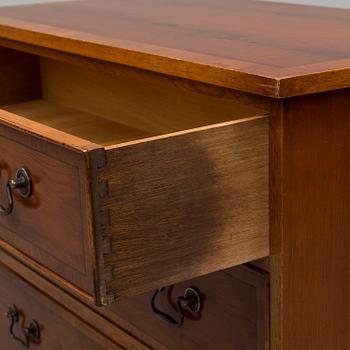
[{"xmin": 0, "ymin": 0, "xmax": 349, "ymax": 97}]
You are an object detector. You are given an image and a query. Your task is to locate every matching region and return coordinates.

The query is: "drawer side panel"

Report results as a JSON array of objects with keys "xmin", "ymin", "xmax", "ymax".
[{"xmin": 99, "ymin": 116, "xmax": 269, "ymax": 300}]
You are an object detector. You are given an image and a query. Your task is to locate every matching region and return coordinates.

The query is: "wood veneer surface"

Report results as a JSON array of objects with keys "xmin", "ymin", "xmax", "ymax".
[
  {"xmin": 276, "ymin": 89, "xmax": 350, "ymax": 349},
  {"xmin": 2, "ymin": 100, "xmax": 152, "ymax": 146},
  {"xmin": 99, "ymin": 116, "xmax": 269, "ymax": 300},
  {"xmin": 105, "ymin": 265, "xmax": 269, "ymax": 350},
  {"xmin": 0, "ymin": 120, "xmax": 97, "ymax": 296},
  {"xmin": 0, "ymin": 0, "xmax": 349, "ymax": 97},
  {"xmin": 0, "ymin": 262, "xmax": 129, "ymax": 350}
]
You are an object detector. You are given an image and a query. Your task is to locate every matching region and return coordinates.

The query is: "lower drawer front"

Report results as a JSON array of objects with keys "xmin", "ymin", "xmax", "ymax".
[
  {"xmin": 104, "ymin": 265, "xmax": 269, "ymax": 350},
  {"xmin": 0, "ymin": 263, "xmax": 120, "ymax": 350}
]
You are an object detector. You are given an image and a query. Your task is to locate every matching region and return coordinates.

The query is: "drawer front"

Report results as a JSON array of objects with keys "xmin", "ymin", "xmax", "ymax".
[
  {"xmin": 104, "ymin": 265, "xmax": 269, "ymax": 350},
  {"xmin": 0, "ymin": 263, "xmax": 122, "ymax": 350},
  {"xmin": 0, "ymin": 118, "xmax": 101, "ymax": 297}
]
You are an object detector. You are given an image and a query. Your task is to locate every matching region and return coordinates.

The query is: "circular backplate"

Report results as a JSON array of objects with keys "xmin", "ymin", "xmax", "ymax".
[
  {"xmin": 184, "ymin": 287, "xmax": 202, "ymax": 313},
  {"xmin": 16, "ymin": 168, "xmax": 32, "ymax": 198},
  {"xmin": 27, "ymin": 320, "xmax": 41, "ymax": 341}
]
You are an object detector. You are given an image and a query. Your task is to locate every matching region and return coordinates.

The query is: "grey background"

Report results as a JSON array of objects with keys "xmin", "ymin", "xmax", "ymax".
[{"xmin": 0, "ymin": 0, "xmax": 349, "ymax": 7}]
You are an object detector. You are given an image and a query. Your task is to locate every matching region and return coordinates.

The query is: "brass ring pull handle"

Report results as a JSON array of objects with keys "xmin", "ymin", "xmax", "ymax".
[
  {"xmin": 151, "ymin": 286, "xmax": 202, "ymax": 327},
  {"xmin": 6, "ymin": 305, "xmax": 40, "ymax": 348},
  {"xmin": 0, "ymin": 168, "xmax": 32, "ymax": 215}
]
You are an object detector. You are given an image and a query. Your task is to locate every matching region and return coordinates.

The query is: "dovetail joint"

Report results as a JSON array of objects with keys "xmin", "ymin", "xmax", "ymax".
[
  {"xmin": 100, "ymin": 208, "xmax": 111, "ymax": 229},
  {"xmin": 91, "ymin": 148, "xmax": 116, "ymax": 305},
  {"xmin": 98, "ymin": 179, "xmax": 109, "ymax": 198}
]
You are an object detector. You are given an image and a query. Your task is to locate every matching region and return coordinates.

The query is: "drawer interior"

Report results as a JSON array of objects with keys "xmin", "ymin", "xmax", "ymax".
[{"xmin": 0, "ymin": 47, "xmax": 266, "ymax": 147}]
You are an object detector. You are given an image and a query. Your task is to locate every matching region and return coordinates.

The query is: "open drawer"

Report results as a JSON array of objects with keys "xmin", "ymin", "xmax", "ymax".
[{"xmin": 0, "ymin": 47, "xmax": 269, "ymax": 305}]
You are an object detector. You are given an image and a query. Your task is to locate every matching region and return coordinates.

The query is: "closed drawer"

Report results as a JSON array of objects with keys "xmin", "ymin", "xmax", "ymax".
[
  {"xmin": 0, "ymin": 262, "xmax": 123, "ymax": 350},
  {"xmin": 103, "ymin": 265, "xmax": 269, "ymax": 350},
  {"xmin": 0, "ymin": 47, "xmax": 269, "ymax": 305}
]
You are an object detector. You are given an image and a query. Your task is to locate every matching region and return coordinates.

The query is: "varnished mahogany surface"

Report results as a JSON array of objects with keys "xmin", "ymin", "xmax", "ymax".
[
  {"xmin": 105, "ymin": 265, "xmax": 269, "ymax": 350},
  {"xmin": 0, "ymin": 262, "xmax": 124, "ymax": 350},
  {"xmin": 0, "ymin": 237, "xmax": 269, "ymax": 350},
  {"xmin": 272, "ymin": 88, "xmax": 350, "ymax": 349},
  {"xmin": 99, "ymin": 116, "xmax": 269, "ymax": 301},
  {"xmin": 0, "ymin": 248, "xmax": 151, "ymax": 350},
  {"xmin": 0, "ymin": 118, "xmax": 100, "ymax": 298},
  {"xmin": 0, "ymin": 0, "xmax": 349, "ymax": 97}
]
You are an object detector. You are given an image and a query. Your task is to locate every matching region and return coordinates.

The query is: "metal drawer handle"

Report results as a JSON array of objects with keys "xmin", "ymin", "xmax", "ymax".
[
  {"xmin": 0, "ymin": 167, "xmax": 32, "ymax": 215},
  {"xmin": 6, "ymin": 305, "xmax": 40, "ymax": 348},
  {"xmin": 151, "ymin": 286, "xmax": 202, "ymax": 327}
]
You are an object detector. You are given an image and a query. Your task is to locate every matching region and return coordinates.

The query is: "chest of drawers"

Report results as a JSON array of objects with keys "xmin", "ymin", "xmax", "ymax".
[{"xmin": 0, "ymin": 0, "xmax": 349, "ymax": 349}]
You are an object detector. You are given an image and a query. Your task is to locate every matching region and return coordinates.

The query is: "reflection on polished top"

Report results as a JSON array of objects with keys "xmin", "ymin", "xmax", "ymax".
[{"xmin": 0, "ymin": 0, "xmax": 349, "ymax": 97}]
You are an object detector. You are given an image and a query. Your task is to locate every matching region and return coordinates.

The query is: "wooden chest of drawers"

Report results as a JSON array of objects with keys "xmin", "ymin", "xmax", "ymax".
[{"xmin": 0, "ymin": 0, "xmax": 350, "ymax": 349}]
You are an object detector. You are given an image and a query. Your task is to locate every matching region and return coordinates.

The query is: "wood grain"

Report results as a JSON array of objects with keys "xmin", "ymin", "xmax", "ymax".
[
  {"xmin": 0, "ymin": 239, "xmax": 95, "ymax": 304},
  {"xmin": 40, "ymin": 58, "xmax": 265, "ymax": 135},
  {"xmin": 106, "ymin": 265, "xmax": 269, "ymax": 350},
  {"xmin": 0, "ymin": 246, "xmax": 153, "ymax": 350},
  {"xmin": 3, "ymin": 99, "xmax": 151, "ymax": 147},
  {"xmin": 0, "ymin": 0, "xmax": 349, "ymax": 96},
  {"xmin": 272, "ymin": 88, "xmax": 350, "ymax": 349},
  {"xmin": 1, "ymin": 3, "xmax": 350, "ymax": 348},
  {"xmin": 98, "ymin": 116, "xmax": 269, "ymax": 300},
  {"xmin": 268, "ymin": 99, "xmax": 283, "ymax": 350},
  {"xmin": 0, "ymin": 262, "xmax": 125, "ymax": 350},
  {"xmin": 0, "ymin": 248, "xmax": 152, "ymax": 350},
  {"xmin": 0, "ymin": 47, "xmax": 270, "ymax": 305},
  {"xmin": 0, "ymin": 121, "xmax": 95, "ymax": 295},
  {"xmin": 0, "ymin": 38, "xmax": 273, "ymax": 112}
]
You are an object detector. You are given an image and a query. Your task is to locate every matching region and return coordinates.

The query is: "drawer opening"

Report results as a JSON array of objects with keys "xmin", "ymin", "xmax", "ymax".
[
  {"xmin": 0, "ymin": 48, "xmax": 266, "ymax": 147},
  {"xmin": 0, "ymin": 46, "xmax": 269, "ymax": 304}
]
